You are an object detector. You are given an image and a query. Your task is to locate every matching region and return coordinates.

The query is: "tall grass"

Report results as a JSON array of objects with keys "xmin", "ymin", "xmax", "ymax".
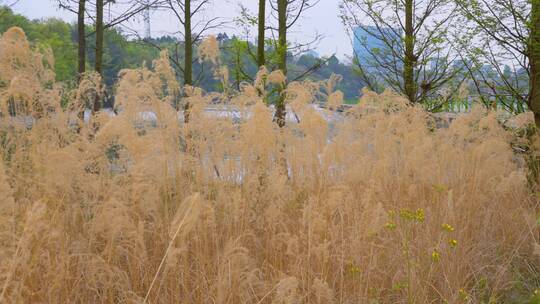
[{"xmin": 0, "ymin": 27, "xmax": 539, "ymax": 303}]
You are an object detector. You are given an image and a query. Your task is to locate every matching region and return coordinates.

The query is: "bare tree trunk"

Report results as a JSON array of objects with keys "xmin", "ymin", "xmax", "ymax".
[
  {"xmin": 403, "ymin": 0, "xmax": 416, "ymax": 103},
  {"xmin": 95, "ymin": 0, "xmax": 104, "ymax": 76},
  {"xmin": 77, "ymin": 0, "xmax": 87, "ymax": 122},
  {"xmin": 277, "ymin": 0, "xmax": 287, "ymax": 75},
  {"xmin": 184, "ymin": 0, "xmax": 193, "ymax": 86},
  {"xmin": 234, "ymin": 49, "xmax": 242, "ymax": 90},
  {"xmin": 93, "ymin": 0, "xmax": 104, "ymax": 113},
  {"xmin": 257, "ymin": 0, "xmax": 266, "ymax": 68},
  {"xmin": 528, "ymin": 0, "xmax": 540, "ymax": 187},
  {"xmin": 183, "ymin": 0, "xmax": 193, "ymax": 123},
  {"xmin": 530, "ymin": 0, "xmax": 540, "ymax": 128},
  {"xmin": 78, "ymin": 0, "xmax": 86, "ymax": 79},
  {"xmin": 274, "ymin": 0, "xmax": 287, "ymax": 127}
]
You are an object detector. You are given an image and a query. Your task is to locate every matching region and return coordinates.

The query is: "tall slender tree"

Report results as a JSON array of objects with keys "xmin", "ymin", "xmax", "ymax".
[
  {"xmin": 183, "ymin": 0, "xmax": 193, "ymax": 85},
  {"xmin": 455, "ymin": 0, "xmax": 539, "ymax": 123},
  {"xmin": 91, "ymin": 0, "xmax": 104, "ymax": 112},
  {"xmin": 95, "ymin": 0, "xmax": 104, "ymax": 77},
  {"xmin": 273, "ymin": 0, "xmax": 288, "ymax": 127},
  {"xmin": 58, "ymin": 0, "xmax": 88, "ymax": 79},
  {"xmin": 270, "ymin": 0, "xmax": 318, "ymax": 126},
  {"xmin": 276, "ymin": 0, "xmax": 287, "ymax": 75},
  {"xmin": 181, "ymin": 0, "xmax": 194, "ymax": 123},
  {"xmin": 157, "ymin": 0, "xmax": 222, "ymax": 121},
  {"xmin": 160, "ymin": 0, "xmax": 220, "ymax": 86},
  {"xmin": 531, "ymin": 0, "xmax": 540, "ymax": 125},
  {"xmin": 59, "ymin": 0, "xmax": 160, "ymax": 79},
  {"xmin": 257, "ymin": 0, "xmax": 266, "ymax": 67},
  {"xmin": 77, "ymin": 0, "xmax": 86, "ymax": 77},
  {"xmin": 340, "ymin": 0, "xmax": 460, "ymax": 104},
  {"xmin": 403, "ymin": 0, "xmax": 415, "ymax": 102}
]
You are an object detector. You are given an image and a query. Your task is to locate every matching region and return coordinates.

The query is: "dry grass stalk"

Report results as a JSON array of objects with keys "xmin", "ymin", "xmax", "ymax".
[{"xmin": 0, "ymin": 28, "xmax": 538, "ymax": 303}]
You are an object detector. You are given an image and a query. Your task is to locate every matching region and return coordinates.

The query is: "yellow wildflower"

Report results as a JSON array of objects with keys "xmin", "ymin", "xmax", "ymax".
[
  {"xmin": 431, "ymin": 250, "xmax": 441, "ymax": 262},
  {"xmin": 442, "ymin": 223, "xmax": 455, "ymax": 232}
]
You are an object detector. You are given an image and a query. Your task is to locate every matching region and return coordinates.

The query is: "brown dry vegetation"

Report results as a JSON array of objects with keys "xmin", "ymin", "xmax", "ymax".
[{"xmin": 0, "ymin": 27, "xmax": 539, "ymax": 303}]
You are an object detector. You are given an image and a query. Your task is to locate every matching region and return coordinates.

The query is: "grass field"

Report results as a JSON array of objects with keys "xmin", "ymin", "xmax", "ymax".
[{"xmin": 0, "ymin": 27, "xmax": 539, "ymax": 303}]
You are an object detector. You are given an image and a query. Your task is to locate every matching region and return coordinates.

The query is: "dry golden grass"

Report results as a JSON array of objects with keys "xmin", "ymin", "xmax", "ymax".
[{"xmin": 0, "ymin": 27, "xmax": 539, "ymax": 303}]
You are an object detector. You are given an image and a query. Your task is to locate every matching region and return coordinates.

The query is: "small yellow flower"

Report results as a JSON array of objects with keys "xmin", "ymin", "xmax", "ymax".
[
  {"xmin": 399, "ymin": 209, "xmax": 414, "ymax": 221},
  {"xmin": 398, "ymin": 208, "xmax": 425, "ymax": 223},
  {"xmin": 392, "ymin": 282, "xmax": 408, "ymax": 291},
  {"xmin": 348, "ymin": 264, "xmax": 361, "ymax": 276},
  {"xmin": 458, "ymin": 290, "xmax": 470, "ymax": 301},
  {"xmin": 431, "ymin": 250, "xmax": 441, "ymax": 262},
  {"xmin": 385, "ymin": 222, "xmax": 397, "ymax": 230},
  {"xmin": 415, "ymin": 209, "xmax": 425, "ymax": 223},
  {"xmin": 458, "ymin": 289, "xmax": 470, "ymax": 301},
  {"xmin": 442, "ymin": 223, "xmax": 455, "ymax": 232},
  {"xmin": 449, "ymin": 239, "xmax": 458, "ymax": 248},
  {"xmin": 433, "ymin": 184, "xmax": 448, "ymax": 193}
]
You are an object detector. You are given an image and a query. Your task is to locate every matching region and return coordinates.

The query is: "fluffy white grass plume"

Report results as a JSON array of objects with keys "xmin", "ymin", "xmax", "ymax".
[
  {"xmin": 199, "ymin": 35, "xmax": 220, "ymax": 64},
  {"xmin": 0, "ymin": 27, "xmax": 538, "ymax": 303}
]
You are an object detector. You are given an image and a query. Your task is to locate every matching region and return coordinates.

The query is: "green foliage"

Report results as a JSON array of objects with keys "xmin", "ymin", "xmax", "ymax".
[
  {"xmin": 0, "ymin": 6, "xmax": 366, "ymax": 100},
  {"xmin": 0, "ymin": 7, "xmax": 76, "ymax": 81},
  {"xmin": 85, "ymin": 28, "xmax": 159, "ymax": 86},
  {"xmin": 0, "ymin": 7, "xmax": 159, "ymax": 86}
]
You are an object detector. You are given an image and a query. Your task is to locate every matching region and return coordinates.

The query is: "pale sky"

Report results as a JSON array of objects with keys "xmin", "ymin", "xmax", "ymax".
[{"xmin": 10, "ymin": 0, "xmax": 353, "ymax": 60}]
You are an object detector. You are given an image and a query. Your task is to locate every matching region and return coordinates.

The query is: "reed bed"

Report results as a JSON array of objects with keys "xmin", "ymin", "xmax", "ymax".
[{"xmin": 0, "ymin": 27, "xmax": 539, "ymax": 303}]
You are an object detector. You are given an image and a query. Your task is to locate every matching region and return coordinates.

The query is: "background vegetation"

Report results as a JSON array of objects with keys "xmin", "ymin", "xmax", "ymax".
[
  {"xmin": 0, "ymin": 7, "xmax": 365, "ymax": 103},
  {"xmin": 0, "ymin": 27, "xmax": 539, "ymax": 303},
  {"xmin": 1, "ymin": 0, "xmax": 540, "ymax": 302}
]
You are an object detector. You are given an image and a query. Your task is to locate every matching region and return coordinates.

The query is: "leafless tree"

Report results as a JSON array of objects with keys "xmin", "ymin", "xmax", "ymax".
[
  {"xmin": 268, "ymin": 0, "xmax": 319, "ymax": 127},
  {"xmin": 0, "ymin": 0, "xmax": 19, "ymax": 8},
  {"xmin": 58, "ymin": 0, "xmax": 160, "ymax": 78},
  {"xmin": 340, "ymin": 0, "xmax": 462, "ymax": 104},
  {"xmin": 257, "ymin": 0, "xmax": 266, "ymax": 68},
  {"xmin": 143, "ymin": 0, "xmax": 225, "ymax": 121},
  {"xmin": 57, "ymin": 0, "xmax": 160, "ymax": 112},
  {"xmin": 154, "ymin": 0, "xmax": 223, "ymax": 86},
  {"xmin": 455, "ymin": 0, "xmax": 540, "ymax": 124},
  {"xmin": 0, "ymin": 0, "xmax": 21, "ymax": 18}
]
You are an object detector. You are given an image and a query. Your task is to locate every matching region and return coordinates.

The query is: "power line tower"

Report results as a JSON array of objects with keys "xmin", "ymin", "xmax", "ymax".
[{"xmin": 143, "ymin": 0, "xmax": 151, "ymax": 39}]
